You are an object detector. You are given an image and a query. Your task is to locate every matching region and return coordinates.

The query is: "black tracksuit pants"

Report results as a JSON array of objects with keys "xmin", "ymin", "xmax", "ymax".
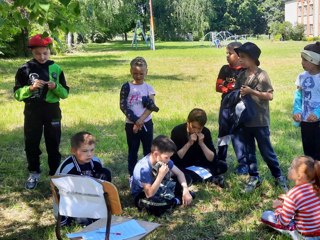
[{"xmin": 24, "ymin": 101, "xmax": 62, "ymax": 175}]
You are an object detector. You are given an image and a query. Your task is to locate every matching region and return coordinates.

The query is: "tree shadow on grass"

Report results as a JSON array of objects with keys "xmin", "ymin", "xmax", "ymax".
[{"xmin": 83, "ymin": 41, "xmax": 213, "ymax": 53}]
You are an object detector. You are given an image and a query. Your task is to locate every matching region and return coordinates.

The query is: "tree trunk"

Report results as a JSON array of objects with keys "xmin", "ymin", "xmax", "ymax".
[
  {"xmin": 67, "ymin": 32, "xmax": 74, "ymax": 48},
  {"xmin": 124, "ymin": 32, "xmax": 128, "ymax": 41}
]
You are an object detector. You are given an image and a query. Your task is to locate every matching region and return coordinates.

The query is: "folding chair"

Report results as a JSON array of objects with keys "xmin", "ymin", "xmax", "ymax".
[{"xmin": 50, "ymin": 175, "xmax": 122, "ymax": 240}]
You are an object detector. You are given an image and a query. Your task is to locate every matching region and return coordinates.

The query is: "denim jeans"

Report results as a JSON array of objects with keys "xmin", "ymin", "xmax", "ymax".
[
  {"xmin": 125, "ymin": 119, "xmax": 153, "ymax": 176},
  {"xmin": 243, "ymin": 126, "xmax": 282, "ymax": 178},
  {"xmin": 217, "ymin": 128, "xmax": 247, "ymax": 167}
]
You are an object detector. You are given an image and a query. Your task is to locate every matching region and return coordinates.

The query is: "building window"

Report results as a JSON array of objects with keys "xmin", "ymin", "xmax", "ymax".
[
  {"xmin": 298, "ymin": 6, "xmax": 302, "ymax": 16},
  {"xmin": 310, "ymin": 4, "xmax": 313, "ymax": 15},
  {"xmin": 304, "ymin": 5, "xmax": 307, "ymax": 15},
  {"xmin": 310, "ymin": 24, "xmax": 314, "ymax": 35}
]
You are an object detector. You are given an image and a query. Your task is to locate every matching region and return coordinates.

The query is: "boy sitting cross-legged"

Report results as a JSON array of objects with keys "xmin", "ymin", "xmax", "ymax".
[{"xmin": 131, "ymin": 135, "xmax": 194, "ymax": 216}]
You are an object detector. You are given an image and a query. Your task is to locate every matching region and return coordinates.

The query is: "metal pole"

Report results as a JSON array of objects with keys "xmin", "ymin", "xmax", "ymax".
[{"xmin": 149, "ymin": 0, "xmax": 155, "ymax": 50}]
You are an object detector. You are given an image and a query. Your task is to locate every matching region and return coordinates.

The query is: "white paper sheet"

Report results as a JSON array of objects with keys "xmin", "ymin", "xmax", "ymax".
[
  {"xmin": 185, "ymin": 165, "xmax": 212, "ymax": 180},
  {"xmin": 67, "ymin": 219, "xmax": 147, "ymax": 240},
  {"xmin": 52, "ymin": 176, "xmax": 107, "ymax": 219}
]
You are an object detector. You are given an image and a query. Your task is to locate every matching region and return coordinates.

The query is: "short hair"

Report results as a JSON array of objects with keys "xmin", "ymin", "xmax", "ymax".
[
  {"xmin": 151, "ymin": 135, "xmax": 177, "ymax": 153},
  {"xmin": 227, "ymin": 42, "xmax": 242, "ymax": 50},
  {"xmin": 130, "ymin": 56, "xmax": 147, "ymax": 68},
  {"xmin": 187, "ymin": 108, "xmax": 207, "ymax": 126},
  {"xmin": 71, "ymin": 131, "xmax": 96, "ymax": 149}
]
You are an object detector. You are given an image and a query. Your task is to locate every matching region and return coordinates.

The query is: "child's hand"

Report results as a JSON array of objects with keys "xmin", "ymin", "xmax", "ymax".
[
  {"xmin": 188, "ymin": 133, "xmax": 197, "ymax": 145},
  {"xmin": 293, "ymin": 113, "xmax": 302, "ymax": 122},
  {"xmin": 240, "ymin": 85, "xmax": 253, "ymax": 96},
  {"xmin": 272, "ymin": 199, "xmax": 283, "ymax": 208},
  {"xmin": 197, "ymin": 133, "xmax": 205, "ymax": 144},
  {"xmin": 133, "ymin": 124, "xmax": 141, "ymax": 133},
  {"xmin": 307, "ymin": 113, "xmax": 318, "ymax": 122},
  {"xmin": 47, "ymin": 82, "xmax": 56, "ymax": 90},
  {"xmin": 29, "ymin": 79, "xmax": 47, "ymax": 91},
  {"xmin": 158, "ymin": 163, "xmax": 169, "ymax": 178},
  {"xmin": 182, "ymin": 188, "xmax": 193, "ymax": 206}
]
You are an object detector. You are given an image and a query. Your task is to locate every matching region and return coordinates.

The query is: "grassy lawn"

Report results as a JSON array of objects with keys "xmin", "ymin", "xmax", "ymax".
[{"xmin": 0, "ymin": 40, "xmax": 307, "ymax": 240}]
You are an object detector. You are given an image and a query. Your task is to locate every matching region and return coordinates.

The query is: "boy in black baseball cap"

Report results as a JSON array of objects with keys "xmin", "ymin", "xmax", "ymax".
[{"xmin": 234, "ymin": 42, "xmax": 288, "ymax": 193}]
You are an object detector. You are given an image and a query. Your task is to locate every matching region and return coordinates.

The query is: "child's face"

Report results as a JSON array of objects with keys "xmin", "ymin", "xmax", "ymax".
[
  {"xmin": 155, "ymin": 151, "xmax": 174, "ymax": 164},
  {"xmin": 72, "ymin": 143, "xmax": 95, "ymax": 165},
  {"xmin": 32, "ymin": 47, "xmax": 50, "ymax": 64},
  {"xmin": 226, "ymin": 47, "xmax": 239, "ymax": 66},
  {"xmin": 238, "ymin": 52, "xmax": 256, "ymax": 68},
  {"xmin": 288, "ymin": 162, "xmax": 298, "ymax": 181},
  {"xmin": 130, "ymin": 65, "xmax": 147, "ymax": 83},
  {"xmin": 301, "ymin": 56, "xmax": 319, "ymax": 73},
  {"xmin": 187, "ymin": 121, "xmax": 203, "ymax": 134}
]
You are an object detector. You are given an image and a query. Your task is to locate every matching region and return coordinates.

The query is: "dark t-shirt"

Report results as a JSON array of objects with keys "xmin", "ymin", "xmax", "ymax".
[
  {"xmin": 170, "ymin": 123, "xmax": 216, "ymax": 169},
  {"xmin": 216, "ymin": 64, "xmax": 245, "ymax": 98},
  {"xmin": 235, "ymin": 68, "xmax": 273, "ymax": 127}
]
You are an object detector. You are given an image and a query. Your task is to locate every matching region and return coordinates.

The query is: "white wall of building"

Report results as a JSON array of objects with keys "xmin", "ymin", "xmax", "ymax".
[{"xmin": 285, "ymin": 0, "xmax": 298, "ymax": 25}]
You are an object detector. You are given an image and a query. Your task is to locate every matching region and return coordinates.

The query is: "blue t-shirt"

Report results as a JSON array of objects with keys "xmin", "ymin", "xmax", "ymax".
[
  {"xmin": 131, "ymin": 154, "xmax": 174, "ymax": 198},
  {"xmin": 296, "ymin": 71, "xmax": 320, "ymax": 121}
]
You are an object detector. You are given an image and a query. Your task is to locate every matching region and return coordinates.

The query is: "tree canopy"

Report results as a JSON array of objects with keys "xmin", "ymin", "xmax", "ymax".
[{"xmin": 0, "ymin": 0, "xmax": 286, "ymax": 56}]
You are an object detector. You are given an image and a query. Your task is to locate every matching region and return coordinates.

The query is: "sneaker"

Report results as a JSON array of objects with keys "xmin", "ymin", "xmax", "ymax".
[
  {"xmin": 212, "ymin": 175, "xmax": 225, "ymax": 188},
  {"xmin": 25, "ymin": 172, "xmax": 40, "ymax": 190},
  {"xmin": 235, "ymin": 164, "xmax": 249, "ymax": 175},
  {"xmin": 275, "ymin": 176, "xmax": 289, "ymax": 193},
  {"xmin": 244, "ymin": 176, "xmax": 262, "ymax": 193}
]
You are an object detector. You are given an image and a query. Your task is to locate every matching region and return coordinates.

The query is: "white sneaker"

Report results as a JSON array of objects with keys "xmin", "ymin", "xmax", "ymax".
[{"xmin": 25, "ymin": 172, "xmax": 40, "ymax": 190}]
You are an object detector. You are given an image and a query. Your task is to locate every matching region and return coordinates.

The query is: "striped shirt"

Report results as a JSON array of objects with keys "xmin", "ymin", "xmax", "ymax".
[{"xmin": 275, "ymin": 182, "xmax": 320, "ymax": 236}]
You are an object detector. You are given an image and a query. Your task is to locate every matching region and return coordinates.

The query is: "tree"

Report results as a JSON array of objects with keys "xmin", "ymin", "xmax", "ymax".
[
  {"xmin": 261, "ymin": 0, "xmax": 285, "ymax": 32},
  {"xmin": 0, "ymin": 0, "xmax": 81, "ymax": 56},
  {"xmin": 153, "ymin": 0, "xmax": 211, "ymax": 40}
]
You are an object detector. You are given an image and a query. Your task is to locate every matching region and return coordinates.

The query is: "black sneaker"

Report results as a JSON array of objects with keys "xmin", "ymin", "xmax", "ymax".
[
  {"xmin": 25, "ymin": 172, "xmax": 40, "ymax": 190},
  {"xmin": 244, "ymin": 176, "xmax": 262, "ymax": 193},
  {"xmin": 212, "ymin": 175, "xmax": 225, "ymax": 188},
  {"xmin": 275, "ymin": 176, "xmax": 289, "ymax": 193}
]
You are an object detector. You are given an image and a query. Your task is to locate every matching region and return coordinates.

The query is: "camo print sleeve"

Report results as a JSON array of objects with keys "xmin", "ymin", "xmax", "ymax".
[{"xmin": 120, "ymin": 82, "xmax": 139, "ymax": 123}]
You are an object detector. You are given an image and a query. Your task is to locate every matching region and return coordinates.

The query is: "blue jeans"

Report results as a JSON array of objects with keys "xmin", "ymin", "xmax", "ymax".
[
  {"xmin": 243, "ymin": 126, "xmax": 282, "ymax": 178},
  {"xmin": 217, "ymin": 128, "xmax": 247, "ymax": 166},
  {"xmin": 125, "ymin": 119, "xmax": 153, "ymax": 176}
]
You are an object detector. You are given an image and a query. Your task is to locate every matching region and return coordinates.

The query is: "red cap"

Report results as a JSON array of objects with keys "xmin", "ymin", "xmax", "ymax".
[{"xmin": 28, "ymin": 34, "xmax": 53, "ymax": 48}]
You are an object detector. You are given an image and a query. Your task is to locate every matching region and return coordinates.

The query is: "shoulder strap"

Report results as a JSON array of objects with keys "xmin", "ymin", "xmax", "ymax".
[{"xmin": 71, "ymin": 155, "xmax": 95, "ymax": 175}]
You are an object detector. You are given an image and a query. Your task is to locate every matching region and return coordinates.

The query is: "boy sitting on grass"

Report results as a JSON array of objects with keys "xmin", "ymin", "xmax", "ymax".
[
  {"xmin": 131, "ymin": 135, "xmax": 194, "ymax": 216},
  {"xmin": 171, "ymin": 108, "xmax": 227, "ymax": 187},
  {"xmin": 55, "ymin": 131, "xmax": 111, "ymax": 226}
]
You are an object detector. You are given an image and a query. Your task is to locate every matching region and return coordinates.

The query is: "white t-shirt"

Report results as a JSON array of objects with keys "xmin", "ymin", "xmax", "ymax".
[
  {"xmin": 126, "ymin": 82, "xmax": 155, "ymax": 123},
  {"xmin": 295, "ymin": 71, "xmax": 320, "ymax": 121}
]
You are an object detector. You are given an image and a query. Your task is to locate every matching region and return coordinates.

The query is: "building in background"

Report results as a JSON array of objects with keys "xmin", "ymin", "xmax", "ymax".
[{"xmin": 285, "ymin": 0, "xmax": 320, "ymax": 36}]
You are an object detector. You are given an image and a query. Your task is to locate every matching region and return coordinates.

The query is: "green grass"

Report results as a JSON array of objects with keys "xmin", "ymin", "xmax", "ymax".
[{"xmin": 0, "ymin": 40, "xmax": 307, "ymax": 240}]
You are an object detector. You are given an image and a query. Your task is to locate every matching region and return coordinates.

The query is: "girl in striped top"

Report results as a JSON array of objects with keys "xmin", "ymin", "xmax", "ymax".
[{"xmin": 261, "ymin": 156, "xmax": 320, "ymax": 240}]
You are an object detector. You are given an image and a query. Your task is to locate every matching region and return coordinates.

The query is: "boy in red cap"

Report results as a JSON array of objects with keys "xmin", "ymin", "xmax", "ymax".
[{"xmin": 13, "ymin": 34, "xmax": 69, "ymax": 190}]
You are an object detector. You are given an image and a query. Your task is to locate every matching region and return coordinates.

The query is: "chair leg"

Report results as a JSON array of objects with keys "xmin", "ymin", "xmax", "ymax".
[
  {"xmin": 104, "ymin": 192, "xmax": 112, "ymax": 240},
  {"xmin": 56, "ymin": 213, "xmax": 63, "ymax": 240}
]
